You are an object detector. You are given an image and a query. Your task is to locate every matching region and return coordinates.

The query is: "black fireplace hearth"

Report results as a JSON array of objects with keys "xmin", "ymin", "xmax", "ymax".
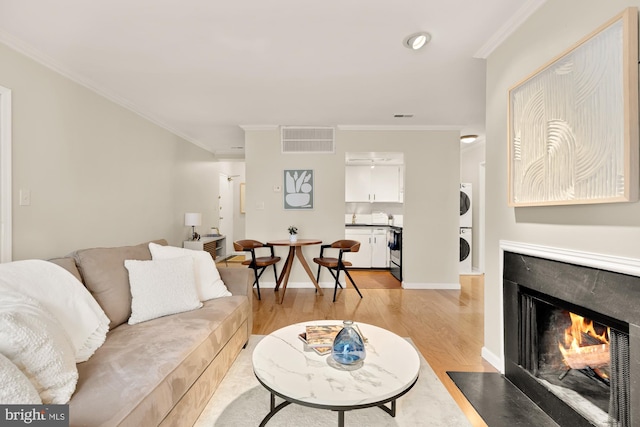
[{"xmin": 503, "ymin": 251, "xmax": 640, "ymax": 427}]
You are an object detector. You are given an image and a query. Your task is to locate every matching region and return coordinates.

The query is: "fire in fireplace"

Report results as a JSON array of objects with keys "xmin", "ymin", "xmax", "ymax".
[
  {"xmin": 528, "ymin": 297, "xmax": 627, "ymax": 426},
  {"xmin": 557, "ymin": 312, "xmax": 610, "ymax": 381},
  {"xmin": 503, "ymin": 250, "xmax": 638, "ymax": 427}
]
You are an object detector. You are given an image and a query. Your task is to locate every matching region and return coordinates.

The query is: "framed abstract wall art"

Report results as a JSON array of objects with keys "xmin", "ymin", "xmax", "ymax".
[
  {"xmin": 507, "ymin": 7, "xmax": 638, "ymax": 206},
  {"xmin": 284, "ymin": 169, "xmax": 314, "ymax": 210}
]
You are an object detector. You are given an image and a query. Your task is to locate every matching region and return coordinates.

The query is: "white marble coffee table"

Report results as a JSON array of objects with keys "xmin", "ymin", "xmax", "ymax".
[{"xmin": 252, "ymin": 320, "xmax": 420, "ymax": 426}]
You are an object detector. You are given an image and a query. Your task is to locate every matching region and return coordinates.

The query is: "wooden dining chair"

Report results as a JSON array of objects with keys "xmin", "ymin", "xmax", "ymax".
[
  {"xmin": 313, "ymin": 240, "xmax": 363, "ymax": 302},
  {"xmin": 233, "ymin": 240, "xmax": 281, "ymax": 300}
]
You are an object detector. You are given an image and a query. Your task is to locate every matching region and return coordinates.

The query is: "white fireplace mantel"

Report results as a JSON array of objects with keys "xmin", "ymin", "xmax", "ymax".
[
  {"xmin": 482, "ymin": 241, "xmax": 640, "ymax": 373},
  {"xmin": 499, "ymin": 240, "xmax": 640, "ymax": 278}
]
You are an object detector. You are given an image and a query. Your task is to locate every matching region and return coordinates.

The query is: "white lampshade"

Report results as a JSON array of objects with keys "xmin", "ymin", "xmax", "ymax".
[{"xmin": 184, "ymin": 213, "xmax": 202, "ymax": 227}]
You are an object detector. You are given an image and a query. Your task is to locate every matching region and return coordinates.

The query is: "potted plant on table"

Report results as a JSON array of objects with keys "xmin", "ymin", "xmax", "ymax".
[{"xmin": 288, "ymin": 226, "xmax": 298, "ymax": 242}]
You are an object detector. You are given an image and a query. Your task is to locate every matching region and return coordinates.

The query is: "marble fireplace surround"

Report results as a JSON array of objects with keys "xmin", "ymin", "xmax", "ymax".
[{"xmin": 499, "ymin": 241, "xmax": 640, "ymax": 426}]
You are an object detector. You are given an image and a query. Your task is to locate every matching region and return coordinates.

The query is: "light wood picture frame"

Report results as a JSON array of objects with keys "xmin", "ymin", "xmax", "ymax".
[
  {"xmin": 507, "ymin": 7, "xmax": 638, "ymax": 207},
  {"xmin": 239, "ymin": 183, "xmax": 245, "ymax": 214}
]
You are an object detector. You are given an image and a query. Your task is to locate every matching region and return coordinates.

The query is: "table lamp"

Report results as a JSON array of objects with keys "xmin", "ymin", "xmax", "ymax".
[{"xmin": 185, "ymin": 213, "xmax": 202, "ymax": 241}]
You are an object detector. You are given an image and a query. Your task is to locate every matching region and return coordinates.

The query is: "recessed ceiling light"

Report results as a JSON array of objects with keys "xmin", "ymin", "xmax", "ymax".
[
  {"xmin": 460, "ymin": 135, "xmax": 478, "ymax": 144},
  {"xmin": 403, "ymin": 32, "xmax": 431, "ymax": 50}
]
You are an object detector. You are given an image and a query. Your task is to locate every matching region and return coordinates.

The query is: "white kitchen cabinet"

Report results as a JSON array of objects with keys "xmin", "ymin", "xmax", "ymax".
[
  {"xmin": 345, "ymin": 166, "xmax": 371, "ymax": 202},
  {"xmin": 345, "ymin": 165, "xmax": 402, "ymax": 203},
  {"xmin": 371, "ymin": 166, "xmax": 401, "ymax": 202},
  {"xmin": 344, "ymin": 228, "xmax": 372, "ymax": 268},
  {"xmin": 344, "ymin": 227, "xmax": 389, "ymax": 268},
  {"xmin": 371, "ymin": 228, "xmax": 389, "ymax": 268}
]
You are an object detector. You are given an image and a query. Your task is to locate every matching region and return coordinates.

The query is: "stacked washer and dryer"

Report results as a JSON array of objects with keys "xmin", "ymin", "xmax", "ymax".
[{"xmin": 459, "ymin": 183, "xmax": 472, "ymax": 273}]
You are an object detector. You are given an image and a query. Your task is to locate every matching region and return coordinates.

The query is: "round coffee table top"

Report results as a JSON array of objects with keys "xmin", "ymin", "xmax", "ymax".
[{"xmin": 252, "ymin": 320, "xmax": 420, "ymax": 409}]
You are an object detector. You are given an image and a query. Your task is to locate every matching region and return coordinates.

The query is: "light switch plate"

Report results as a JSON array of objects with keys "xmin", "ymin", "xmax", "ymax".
[{"xmin": 19, "ymin": 189, "xmax": 31, "ymax": 206}]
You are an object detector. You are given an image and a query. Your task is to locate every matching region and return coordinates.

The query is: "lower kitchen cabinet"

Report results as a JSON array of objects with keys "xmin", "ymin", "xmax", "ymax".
[{"xmin": 344, "ymin": 227, "xmax": 389, "ymax": 268}]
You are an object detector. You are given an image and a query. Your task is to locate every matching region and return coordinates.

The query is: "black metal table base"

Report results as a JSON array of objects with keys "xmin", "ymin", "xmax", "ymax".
[{"xmin": 259, "ymin": 392, "xmax": 398, "ymax": 427}]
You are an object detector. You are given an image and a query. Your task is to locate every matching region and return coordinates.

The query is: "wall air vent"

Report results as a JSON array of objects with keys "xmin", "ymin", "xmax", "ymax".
[{"xmin": 281, "ymin": 126, "xmax": 335, "ymax": 154}]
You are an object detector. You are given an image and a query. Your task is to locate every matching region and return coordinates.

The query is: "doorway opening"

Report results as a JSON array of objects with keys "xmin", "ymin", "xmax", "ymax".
[{"xmin": 218, "ymin": 173, "xmax": 235, "ymax": 257}]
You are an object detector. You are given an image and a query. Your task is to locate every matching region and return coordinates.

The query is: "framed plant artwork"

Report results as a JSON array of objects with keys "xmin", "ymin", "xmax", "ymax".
[
  {"xmin": 507, "ymin": 7, "xmax": 638, "ymax": 206},
  {"xmin": 284, "ymin": 169, "xmax": 314, "ymax": 210}
]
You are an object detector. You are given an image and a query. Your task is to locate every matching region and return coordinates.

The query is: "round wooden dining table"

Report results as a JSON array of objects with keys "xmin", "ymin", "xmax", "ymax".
[{"xmin": 266, "ymin": 239, "xmax": 324, "ymax": 304}]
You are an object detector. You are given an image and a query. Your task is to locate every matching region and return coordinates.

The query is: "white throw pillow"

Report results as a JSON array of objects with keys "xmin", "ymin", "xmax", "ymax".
[
  {"xmin": 149, "ymin": 242, "xmax": 231, "ymax": 300},
  {"xmin": 0, "ymin": 352, "xmax": 42, "ymax": 404},
  {"xmin": 125, "ymin": 256, "xmax": 203, "ymax": 325},
  {"xmin": 0, "ymin": 290, "xmax": 78, "ymax": 404},
  {"xmin": 0, "ymin": 260, "xmax": 110, "ymax": 362}
]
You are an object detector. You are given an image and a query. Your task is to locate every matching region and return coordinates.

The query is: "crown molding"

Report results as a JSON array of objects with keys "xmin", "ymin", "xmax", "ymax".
[
  {"xmin": 336, "ymin": 125, "xmax": 463, "ymax": 131},
  {"xmin": 0, "ymin": 30, "xmax": 214, "ymax": 154},
  {"xmin": 474, "ymin": 0, "xmax": 548, "ymax": 59},
  {"xmin": 239, "ymin": 124, "xmax": 465, "ymax": 133},
  {"xmin": 239, "ymin": 125, "xmax": 279, "ymax": 131}
]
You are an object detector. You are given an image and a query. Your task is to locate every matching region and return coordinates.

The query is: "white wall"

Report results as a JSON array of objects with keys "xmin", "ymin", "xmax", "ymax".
[
  {"xmin": 484, "ymin": 0, "xmax": 640, "ymax": 366},
  {"xmin": 244, "ymin": 127, "xmax": 460, "ymax": 287},
  {"xmin": 0, "ymin": 41, "xmax": 221, "ymax": 259}
]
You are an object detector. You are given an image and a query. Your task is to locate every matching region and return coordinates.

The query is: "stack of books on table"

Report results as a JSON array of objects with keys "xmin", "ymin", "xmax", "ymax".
[{"xmin": 298, "ymin": 324, "xmax": 367, "ymax": 356}]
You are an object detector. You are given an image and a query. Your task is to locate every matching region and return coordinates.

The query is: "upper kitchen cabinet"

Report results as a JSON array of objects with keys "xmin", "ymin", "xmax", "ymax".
[{"xmin": 345, "ymin": 165, "xmax": 402, "ymax": 203}]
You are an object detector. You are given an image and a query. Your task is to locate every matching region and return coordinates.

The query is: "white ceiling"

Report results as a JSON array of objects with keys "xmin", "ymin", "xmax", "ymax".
[{"xmin": 0, "ymin": 1, "xmax": 545, "ymax": 158}]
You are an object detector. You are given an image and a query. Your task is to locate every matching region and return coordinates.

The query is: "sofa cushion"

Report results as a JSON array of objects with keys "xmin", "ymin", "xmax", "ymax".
[
  {"xmin": 69, "ymin": 295, "xmax": 249, "ymax": 426},
  {"xmin": 48, "ymin": 257, "xmax": 83, "ymax": 283},
  {"xmin": 72, "ymin": 240, "xmax": 167, "ymax": 329},
  {"xmin": 148, "ymin": 242, "xmax": 231, "ymax": 301},
  {"xmin": 125, "ymin": 256, "xmax": 202, "ymax": 325}
]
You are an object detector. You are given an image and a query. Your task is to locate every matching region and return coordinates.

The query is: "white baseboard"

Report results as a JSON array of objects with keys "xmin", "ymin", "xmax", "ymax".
[
  {"xmin": 257, "ymin": 281, "xmax": 343, "ymax": 289},
  {"xmin": 260, "ymin": 281, "xmax": 462, "ymax": 290},
  {"xmin": 402, "ymin": 282, "xmax": 461, "ymax": 290},
  {"xmin": 460, "ymin": 268, "xmax": 484, "ymax": 276},
  {"xmin": 482, "ymin": 346, "xmax": 504, "ymax": 374}
]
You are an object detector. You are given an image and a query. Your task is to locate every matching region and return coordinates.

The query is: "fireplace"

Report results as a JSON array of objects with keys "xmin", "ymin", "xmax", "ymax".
[{"xmin": 503, "ymin": 250, "xmax": 640, "ymax": 426}]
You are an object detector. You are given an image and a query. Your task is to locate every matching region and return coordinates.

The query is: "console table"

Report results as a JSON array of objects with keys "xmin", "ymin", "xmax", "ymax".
[{"xmin": 183, "ymin": 236, "xmax": 226, "ymax": 260}]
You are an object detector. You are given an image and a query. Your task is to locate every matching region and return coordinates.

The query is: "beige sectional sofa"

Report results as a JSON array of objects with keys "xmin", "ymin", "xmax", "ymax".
[{"xmin": 49, "ymin": 240, "xmax": 252, "ymax": 427}]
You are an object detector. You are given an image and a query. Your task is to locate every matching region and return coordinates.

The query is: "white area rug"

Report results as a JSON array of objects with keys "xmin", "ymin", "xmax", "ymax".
[{"xmin": 194, "ymin": 335, "xmax": 470, "ymax": 426}]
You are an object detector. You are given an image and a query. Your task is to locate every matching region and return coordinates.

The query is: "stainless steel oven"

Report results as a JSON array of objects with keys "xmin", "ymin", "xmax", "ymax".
[{"xmin": 388, "ymin": 227, "xmax": 402, "ymax": 281}]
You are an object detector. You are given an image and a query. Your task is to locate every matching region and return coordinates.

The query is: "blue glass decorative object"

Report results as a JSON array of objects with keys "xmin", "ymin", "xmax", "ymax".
[{"xmin": 331, "ymin": 320, "xmax": 366, "ymax": 365}]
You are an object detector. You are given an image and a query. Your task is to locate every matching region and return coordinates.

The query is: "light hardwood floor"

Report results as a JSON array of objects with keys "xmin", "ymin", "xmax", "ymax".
[{"xmin": 247, "ymin": 270, "xmax": 497, "ymax": 426}]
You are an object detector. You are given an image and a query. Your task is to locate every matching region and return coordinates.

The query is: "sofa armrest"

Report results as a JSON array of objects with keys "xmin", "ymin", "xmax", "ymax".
[
  {"xmin": 219, "ymin": 267, "xmax": 251, "ymax": 297},
  {"xmin": 218, "ymin": 267, "xmax": 253, "ymax": 339}
]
